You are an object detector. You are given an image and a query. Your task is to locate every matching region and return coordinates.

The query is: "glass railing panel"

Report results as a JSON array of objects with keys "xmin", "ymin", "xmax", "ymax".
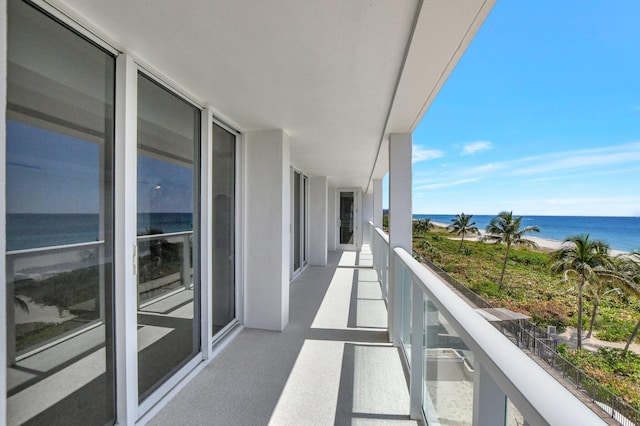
[
  {"xmin": 423, "ymin": 296, "xmax": 475, "ymax": 426},
  {"xmin": 506, "ymin": 398, "xmax": 526, "ymax": 426},
  {"xmin": 137, "ymin": 231, "xmax": 193, "ymax": 307},
  {"xmin": 400, "ymin": 264, "xmax": 412, "ymax": 362}
]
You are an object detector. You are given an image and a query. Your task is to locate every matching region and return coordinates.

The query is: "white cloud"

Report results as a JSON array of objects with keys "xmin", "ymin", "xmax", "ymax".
[
  {"xmin": 412, "ymin": 145, "xmax": 443, "ymax": 164},
  {"xmin": 511, "ymin": 142, "xmax": 640, "ymax": 176},
  {"xmin": 508, "ymin": 196, "xmax": 640, "ymax": 217},
  {"xmin": 462, "ymin": 141, "xmax": 493, "ymax": 155},
  {"xmin": 414, "ymin": 178, "xmax": 479, "ymax": 190}
]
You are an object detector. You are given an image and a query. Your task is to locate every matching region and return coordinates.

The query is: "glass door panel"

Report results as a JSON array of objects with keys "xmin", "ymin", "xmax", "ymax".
[
  {"xmin": 5, "ymin": 2, "xmax": 116, "ymax": 424},
  {"xmin": 136, "ymin": 74, "xmax": 200, "ymax": 401},
  {"xmin": 339, "ymin": 191, "xmax": 355, "ymax": 247},
  {"xmin": 293, "ymin": 172, "xmax": 301, "ymax": 271},
  {"xmin": 211, "ymin": 123, "xmax": 235, "ymax": 335}
]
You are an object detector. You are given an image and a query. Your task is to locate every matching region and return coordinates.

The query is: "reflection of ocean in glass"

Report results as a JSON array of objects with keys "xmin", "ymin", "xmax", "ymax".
[{"xmin": 7, "ymin": 213, "xmax": 193, "ymax": 251}]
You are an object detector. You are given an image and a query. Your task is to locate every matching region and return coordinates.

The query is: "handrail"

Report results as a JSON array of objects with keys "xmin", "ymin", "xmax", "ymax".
[
  {"xmin": 136, "ymin": 230, "xmax": 193, "ymax": 241},
  {"xmin": 393, "ymin": 247, "xmax": 605, "ymax": 425},
  {"xmin": 6, "ymin": 229, "xmax": 194, "ymax": 255},
  {"xmin": 374, "ymin": 226, "xmax": 389, "ymax": 244},
  {"xmin": 6, "ymin": 239, "xmax": 105, "ymax": 256},
  {"xmin": 368, "ymin": 220, "xmax": 389, "ymax": 244}
]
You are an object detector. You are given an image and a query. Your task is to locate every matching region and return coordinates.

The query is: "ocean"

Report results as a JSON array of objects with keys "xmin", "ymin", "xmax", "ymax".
[
  {"xmin": 414, "ymin": 214, "xmax": 640, "ymax": 253},
  {"xmin": 6, "ymin": 212, "xmax": 640, "ymax": 253}
]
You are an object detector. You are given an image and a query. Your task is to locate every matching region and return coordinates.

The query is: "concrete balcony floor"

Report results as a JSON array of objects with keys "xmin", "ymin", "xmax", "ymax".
[{"xmin": 150, "ymin": 247, "xmax": 417, "ymax": 425}]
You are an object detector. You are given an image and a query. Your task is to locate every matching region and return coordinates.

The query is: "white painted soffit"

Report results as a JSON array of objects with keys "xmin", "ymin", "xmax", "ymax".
[{"xmin": 48, "ymin": 0, "xmax": 493, "ymax": 189}]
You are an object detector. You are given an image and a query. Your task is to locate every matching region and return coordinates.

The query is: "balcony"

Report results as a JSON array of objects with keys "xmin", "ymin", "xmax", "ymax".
[
  {"xmin": 149, "ymin": 224, "xmax": 607, "ymax": 426},
  {"xmin": 149, "ymin": 246, "xmax": 416, "ymax": 425}
]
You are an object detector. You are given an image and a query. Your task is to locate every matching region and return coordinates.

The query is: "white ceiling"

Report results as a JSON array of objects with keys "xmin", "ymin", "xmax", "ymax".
[{"xmin": 56, "ymin": 0, "xmax": 495, "ymax": 189}]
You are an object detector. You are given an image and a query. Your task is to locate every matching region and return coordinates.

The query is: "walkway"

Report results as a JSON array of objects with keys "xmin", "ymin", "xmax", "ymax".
[{"xmin": 149, "ymin": 248, "xmax": 417, "ymax": 425}]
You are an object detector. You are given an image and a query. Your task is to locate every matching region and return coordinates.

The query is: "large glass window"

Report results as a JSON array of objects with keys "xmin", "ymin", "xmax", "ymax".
[
  {"xmin": 291, "ymin": 171, "xmax": 308, "ymax": 277},
  {"xmin": 136, "ymin": 74, "xmax": 200, "ymax": 400},
  {"xmin": 211, "ymin": 123, "xmax": 235, "ymax": 335},
  {"xmin": 293, "ymin": 171, "xmax": 302, "ymax": 271},
  {"xmin": 5, "ymin": 1, "xmax": 116, "ymax": 424}
]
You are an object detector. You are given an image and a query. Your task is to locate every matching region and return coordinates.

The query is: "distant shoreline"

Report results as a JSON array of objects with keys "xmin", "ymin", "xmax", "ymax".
[
  {"xmin": 429, "ymin": 220, "xmax": 630, "ymax": 256},
  {"xmin": 417, "ymin": 214, "xmax": 639, "ymax": 253}
]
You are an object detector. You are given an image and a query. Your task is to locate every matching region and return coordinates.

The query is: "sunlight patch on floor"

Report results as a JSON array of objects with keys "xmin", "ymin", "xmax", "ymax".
[
  {"xmin": 338, "ymin": 251, "xmax": 358, "ymax": 266},
  {"xmin": 311, "ymin": 267, "xmax": 354, "ymax": 330},
  {"xmin": 353, "ymin": 345, "xmax": 411, "ymax": 416},
  {"xmin": 269, "ymin": 340, "xmax": 344, "ymax": 425}
]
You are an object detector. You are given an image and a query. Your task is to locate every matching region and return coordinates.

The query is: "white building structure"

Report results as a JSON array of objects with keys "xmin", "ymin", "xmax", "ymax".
[{"xmin": 0, "ymin": 1, "xmax": 609, "ymax": 425}]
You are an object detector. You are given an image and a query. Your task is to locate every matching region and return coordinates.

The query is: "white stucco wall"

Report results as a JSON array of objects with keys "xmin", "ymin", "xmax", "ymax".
[
  {"xmin": 327, "ymin": 186, "xmax": 336, "ymax": 251},
  {"xmin": 244, "ymin": 129, "xmax": 290, "ymax": 331},
  {"xmin": 308, "ymin": 176, "xmax": 327, "ymax": 266},
  {"xmin": 373, "ymin": 178, "xmax": 383, "ymax": 228},
  {"xmin": 362, "ymin": 188, "xmax": 373, "ymax": 244}
]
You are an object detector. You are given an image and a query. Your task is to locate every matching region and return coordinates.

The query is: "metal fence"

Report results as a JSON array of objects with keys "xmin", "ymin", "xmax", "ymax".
[{"xmin": 415, "ymin": 251, "xmax": 640, "ymax": 426}]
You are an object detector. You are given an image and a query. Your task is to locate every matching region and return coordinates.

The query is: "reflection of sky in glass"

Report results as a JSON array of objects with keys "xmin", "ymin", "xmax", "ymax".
[
  {"xmin": 7, "ymin": 119, "xmax": 193, "ymax": 215},
  {"xmin": 137, "ymin": 155, "xmax": 193, "ymax": 213},
  {"xmin": 6, "ymin": 120, "xmax": 99, "ymax": 214}
]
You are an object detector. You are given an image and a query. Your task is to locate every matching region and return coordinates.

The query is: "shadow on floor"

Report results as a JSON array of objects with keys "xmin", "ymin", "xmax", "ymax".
[{"xmin": 150, "ymin": 248, "xmax": 416, "ymax": 425}]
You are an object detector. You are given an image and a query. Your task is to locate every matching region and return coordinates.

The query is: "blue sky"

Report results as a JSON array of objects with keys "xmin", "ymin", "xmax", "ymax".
[{"xmin": 395, "ymin": 1, "xmax": 640, "ymax": 217}]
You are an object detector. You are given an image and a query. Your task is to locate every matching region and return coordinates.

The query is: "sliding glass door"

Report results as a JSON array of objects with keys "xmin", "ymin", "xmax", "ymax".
[
  {"xmin": 211, "ymin": 123, "xmax": 236, "ymax": 335},
  {"xmin": 5, "ymin": 1, "xmax": 240, "ymax": 422},
  {"xmin": 5, "ymin": 1, "xmax": 116, "ymax": 424},
  {"xmin": 136, "ymin": 74, "xmax": 200, "ymax": 401},
  {"xmin": 291, "ymin": 170, "xmax": 308, "ymax": 278},
  {"xmin": 338, "ymin": 190, "xmax": 359, "ymax": 250}
]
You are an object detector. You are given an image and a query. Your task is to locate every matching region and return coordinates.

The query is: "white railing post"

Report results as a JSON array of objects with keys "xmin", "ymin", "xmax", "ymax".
[
  {"xmin": 473, "ymin": 362, "xmax": 507, "ymax": 426},
  {"xmin": 410, "ymin": 279, "xmax": 424, "ymax": 419}
]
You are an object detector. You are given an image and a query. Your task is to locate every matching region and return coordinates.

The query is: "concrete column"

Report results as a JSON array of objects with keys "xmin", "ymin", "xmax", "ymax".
[
  {"xmin": 244, "ymin": 129, "xmax": 290, "ymax": 331},
  {"xmin": 473, "ymin": 362, "xmax": 507, "ymax": 426},
  {"xmin": 309, "ymin": 176, "xmax": 328, "ymax": 266},
  {"xmin": 362, "ymin": 189, "xmax": 373, "ymax": 244},
  {"xmin": 388, "ymin": 133, "xmax": 412, "ymax": 345},
  {"xmin": 327, "ymin": 186, "xmax": 336, "ymax": 251},
  {"xmin": 372, "ymin": 178, "xmax": 383, "ymax": 228}
]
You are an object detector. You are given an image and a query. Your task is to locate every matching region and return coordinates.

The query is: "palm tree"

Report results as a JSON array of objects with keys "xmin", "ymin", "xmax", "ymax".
[
  {"xmin": 620, "ymin": 251, "xmax": 640, "ymax": 351},
  {"xmin": 412, "ymin": 218, "xmax": 432, "ymax": 236},
  {"xmin": 484, "ymin": 211, "xmax": 540, "ymax": 290},
  {"xmin": 551, "ymin": 234, "xmax": 612, "ymax": 349},
  {"xmin": 448, "ymin": 213, "xmax": 479, "ymax": 252},
  {"xmin": 585, "ymin": 253, "xmax": 640, "ymax": 339}
]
